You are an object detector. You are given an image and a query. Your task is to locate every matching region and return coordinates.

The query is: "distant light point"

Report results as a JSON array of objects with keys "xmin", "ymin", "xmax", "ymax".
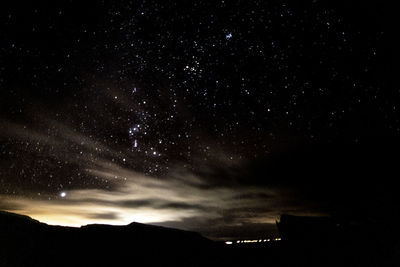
[{"xmin": 60, "ymin": 192, "xmax": 67, "ymax": 198}]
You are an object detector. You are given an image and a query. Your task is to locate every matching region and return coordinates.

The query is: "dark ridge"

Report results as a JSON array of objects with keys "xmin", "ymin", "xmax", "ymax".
[
  {"xmin": 0, "ymin": 210, "xmax": 41, "ymax": 224},
  {"xmin": 0, "ymin": 210, "xmax": 219, "ymax": 267},
  {"xmin": 1, "ymin": 211, "xmax": 399, "ymax": 266}
]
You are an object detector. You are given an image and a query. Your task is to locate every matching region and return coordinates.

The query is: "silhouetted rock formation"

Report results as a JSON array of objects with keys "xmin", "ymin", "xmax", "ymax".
[{"xmin": 277, "ymin": 214, "xmax": 346, "ymax": 241}]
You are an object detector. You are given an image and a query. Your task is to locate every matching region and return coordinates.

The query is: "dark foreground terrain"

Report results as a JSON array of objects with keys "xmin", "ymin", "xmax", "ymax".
[{"xmin": 1, "ymin": 211, "xmax": 399, "ymax": 266}]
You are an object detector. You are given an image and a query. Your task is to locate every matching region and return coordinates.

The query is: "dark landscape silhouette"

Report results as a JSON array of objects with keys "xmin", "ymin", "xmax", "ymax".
[{"xmin": 1, "ymin": 210, "xmax": 399, "ymax": 266}]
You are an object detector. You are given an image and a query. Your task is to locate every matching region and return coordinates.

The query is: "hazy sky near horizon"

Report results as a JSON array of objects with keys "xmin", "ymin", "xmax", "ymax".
[
  {"xmin": 1, "ymin": 116, "xmax": 325, "ymax": 239},
  {"xmin": 1, "ymin": 1, "xmax": 399, "ymax": 239}
]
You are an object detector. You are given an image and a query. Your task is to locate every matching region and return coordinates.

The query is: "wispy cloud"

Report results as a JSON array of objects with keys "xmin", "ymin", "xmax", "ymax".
[
  {"xmin": 0, "ymin": 160, "xmax": 325, "ymax": 239},
  {"xmin": 0, "ymin": 117, "xmax": 325, "ymax": 239}
]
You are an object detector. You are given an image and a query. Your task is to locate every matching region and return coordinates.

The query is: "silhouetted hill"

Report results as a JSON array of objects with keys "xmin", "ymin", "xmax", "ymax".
[
  {"xmin": 1, "ymin": 211, "xmax": 399, "ymax": 266},
  {"xmin": 0, "ymin": 211, "xmax": 219, "ymax": 267}
]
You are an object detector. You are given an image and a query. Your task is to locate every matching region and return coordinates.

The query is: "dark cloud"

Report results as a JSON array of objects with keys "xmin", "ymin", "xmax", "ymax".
[
  {"xmin": 159, "ymin": 202, "xmax": 211, "ymax": 212},
  {"xmin": 240, "ymin": 137, "xmax": 400, "ymax": 220},
  {"xmin": 86, "ymin": 212, "xmax": 120, "ymax": 220},
  {"xmin": 234, "ymin": 192, "xmax": 274, "ymax": 200},
  {"xmin": 119, "ymin": 199, "xmax": 157, "ymax": 209}
]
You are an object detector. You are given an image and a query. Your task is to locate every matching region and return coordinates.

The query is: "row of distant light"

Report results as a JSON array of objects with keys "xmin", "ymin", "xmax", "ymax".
[{"xmin": 225, "ymin": 238, "xmax": 281, "ymax": 245}]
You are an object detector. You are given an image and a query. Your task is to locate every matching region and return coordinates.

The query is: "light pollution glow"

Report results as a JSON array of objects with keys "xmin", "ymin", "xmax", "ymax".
[
  {"xmin": 0, "ymin": 119, "xmax": 325, "ymax": 238},
  {"xmin": 0, "ymin": 165, "xmax": 280, "ymax": 228}
]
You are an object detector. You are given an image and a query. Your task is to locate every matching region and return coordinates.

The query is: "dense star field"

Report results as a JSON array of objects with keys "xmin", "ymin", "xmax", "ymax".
[{"xmin": 0, "ymin": 1, "xmax": 398, "ymax": 239}]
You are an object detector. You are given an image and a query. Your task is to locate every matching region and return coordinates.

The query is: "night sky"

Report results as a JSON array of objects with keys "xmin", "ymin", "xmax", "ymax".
[{"xmin": 1, "ymin": 1, "xmax": 399, "ymax": 240}]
